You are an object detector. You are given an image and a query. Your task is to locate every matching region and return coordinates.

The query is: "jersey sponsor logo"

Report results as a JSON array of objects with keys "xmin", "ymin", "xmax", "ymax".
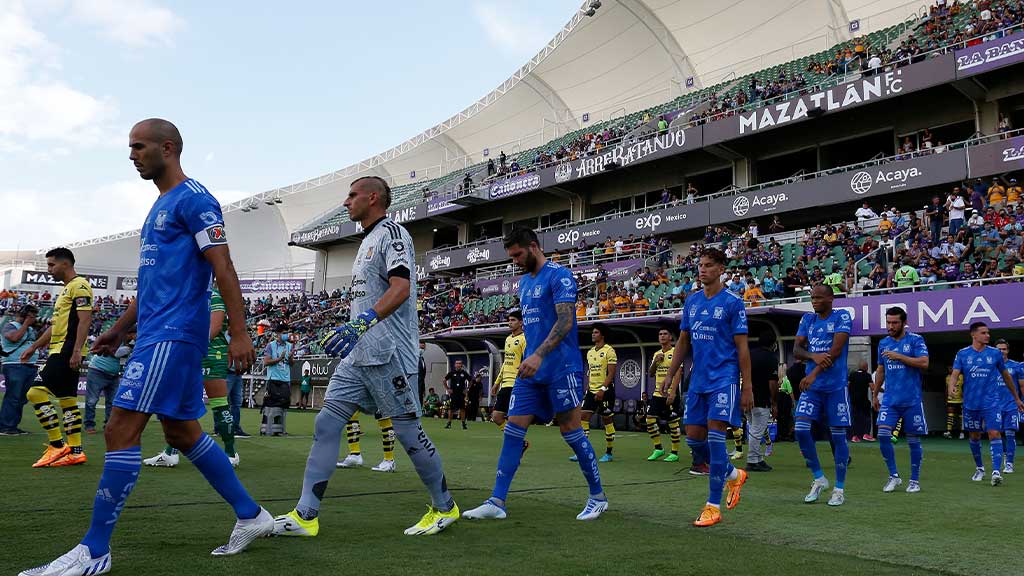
[
  {"xmin": 560, "ymin": 277, "xmax": 573, "ymax": 288},
  {"xmin": 155, "ymin": 210, "xmax": 169, "ymax": 231},
  {"xmin": 837, "ymin": 403, "xmax": 848, "ymax": 414},
  {"xmin": 73, "ymin": 296, "xmax": 91, "ymax": 308},
  {"xmin": 124, "ymin": 361, "xmax": 144, "ymax": 380},
  {"xmin": 199, "ymin": 211, "xmax": 220, "ymax": 225},
  {"xmin": 119, "ymin": 389, "xmax": 135, "ymax": 401},
  {"xmin": 391, "ymin": 241, "xmax": 405, "ymax": 254},
  {"xmin": 717, "ymin": 392, "xmax": 729, "ymax": 405},
  {"xmin": 392, "ymin": 375, "xmax": 409, "ymax": 391}
]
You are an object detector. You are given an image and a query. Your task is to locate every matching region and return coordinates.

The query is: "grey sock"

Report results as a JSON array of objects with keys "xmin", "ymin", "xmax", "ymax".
[
  {"xmin": 296, "ymin": 400, "xmax": 356, "ymax": 519},
  {"xmin": 392, "ymin": 414, "xmax": 455, "ymax": 512}
]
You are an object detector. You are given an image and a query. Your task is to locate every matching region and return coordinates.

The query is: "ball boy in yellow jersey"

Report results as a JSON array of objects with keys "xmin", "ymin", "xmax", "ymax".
[
  {"xmin": 337, "ymin": 411, "xmax": 398, "ymax": 473},
  {"xmin": 647, "ymin": 327, "xmax": 683, "ymax": 462},
  {"xmin": 576, "ymin": 323, "xmax": 617, "ymax": 463},
  {"xmin": 20, "ymin": 247, "xmax": 93, "ymax": 468}
]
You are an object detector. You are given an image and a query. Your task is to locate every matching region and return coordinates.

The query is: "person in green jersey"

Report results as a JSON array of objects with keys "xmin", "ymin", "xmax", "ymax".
[
  {"xmin": 299, "ymin": 368, "xmax": 312, "ymax": 410},
  {"xmin": 823, "ymin": 270, "xmax": 844, "ymax": 296},
  {"xmin": 143, "ymin": 286, "xmax": 240, "ymax": 467},
  {"xmin": 894, "ymin": 258, "xmax": 920, "ymax": 292}
]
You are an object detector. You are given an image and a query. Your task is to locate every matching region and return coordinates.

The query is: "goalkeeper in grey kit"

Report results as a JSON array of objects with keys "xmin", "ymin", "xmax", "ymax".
[{"xmin": 272, "ymin": 176, "xmax": 459, "ymax": 537}]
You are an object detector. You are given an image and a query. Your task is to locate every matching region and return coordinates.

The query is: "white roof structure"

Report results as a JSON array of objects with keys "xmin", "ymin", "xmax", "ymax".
[{"xmin": 57, "ymin": 0, "xmax": 930, "ymax": 272}]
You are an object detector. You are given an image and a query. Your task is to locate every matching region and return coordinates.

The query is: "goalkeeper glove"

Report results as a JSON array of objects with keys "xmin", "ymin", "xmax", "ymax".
[{"xmin": 320, "ymin": 310, "xmax": 378, "ymax": 358}]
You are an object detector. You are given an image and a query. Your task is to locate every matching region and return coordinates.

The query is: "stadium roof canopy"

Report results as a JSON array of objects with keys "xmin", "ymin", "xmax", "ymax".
[{"xmin": 57, "ymin": 0, "xmax": 931, "ymax": 271}]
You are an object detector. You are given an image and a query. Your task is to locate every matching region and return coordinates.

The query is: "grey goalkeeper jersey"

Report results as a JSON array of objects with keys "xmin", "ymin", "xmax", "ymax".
[{"xmin": 347, "ymin": 216, "xmax": 419, "ymax": 374}]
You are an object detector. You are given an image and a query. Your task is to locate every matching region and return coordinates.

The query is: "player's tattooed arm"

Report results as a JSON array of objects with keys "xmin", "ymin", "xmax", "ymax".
[{"xmin": 534, "ymin": 302, "xmax": 575, "ymax": 359}]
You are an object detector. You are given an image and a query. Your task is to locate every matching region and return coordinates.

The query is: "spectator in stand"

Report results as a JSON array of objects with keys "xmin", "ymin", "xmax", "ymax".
[
  {"xmin": 946, "ymin": 187, "xmax": 967, "ymax": 236},
  {"xmin": 683, "ymin": 184, "xmax": 696, "ymax": 204},
  {"xmin": 743, "ymin": 282, "xmax": 765, "ymax": 306},
  {"xmin": 598, "ymin": 292, "xmax": 613, "ymax": 318},
  {"xmin": 660, "ymin": 187, "xmax": 672, "ymax": 204},
  {"xmin": 967, "ymin": 209, "xmax": 985, "ymax": 233},
  {"xmin": 970, "ymin": 179, "xmax": 987, "ymax": 214},
  {"xmin": 878, "ymin": 214, "xmax": 894, "ymax": 235},
  {"xmin": 926, "ymin": 195, "xmax": 945, "ymax": 243},
  {"xmin": 768, "ymin": 215, "xmax": 784, "ymax": 234},
  {"xmin": 1007, "ymin": 178, "xmax": 1021, "ymax": 206},
  {"xmin": 856, "ymin": 201, "xmax": 878, "ymax": 223},
  {"xmin": 989, "ymin": 178, "xmax": 1007, "ymax": 211},
  {"xmin": 613, "ymin": 289, "xmax": 631, "ymax": 316}
]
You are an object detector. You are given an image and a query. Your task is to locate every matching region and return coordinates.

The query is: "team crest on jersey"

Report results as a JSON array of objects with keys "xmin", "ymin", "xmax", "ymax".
[
  {"xmin": 903, "ymin": 344, "xmax": 910, "ymax": 352},
  {"xmin": 913, "ymin": 414, "xmax": 922, "ymax": 424},
  {"xmin": 827, "ymin": 322, "xmax": 835, "ymax": 332},
  {"xmin": 713, "ymin": 307, "xmax": 723, "ymax": 319},
  {"xmin": 124, "ymin": 361, "xmax": 145, "ymax": 381},
  {"xmin": 532, "ymin": 285, "xmax": 542, "ymax": 298},
  {"xmin": 365, "ymin": 246, "xmax": 375, "ymax": 261},
  {"xmin": 966, "ymin": 356, "xmax": 974, "ymax": 365},
  {"xmin": 837, "ymin": 403, "xmax": 848, "ymax": 414},
  {"xmin": 154, "ymin": 210, "xmax": 169, "ymax": 230},
  {"xmin": 986, "ymin": 356, "xmax": 994, "ymax": 364}
]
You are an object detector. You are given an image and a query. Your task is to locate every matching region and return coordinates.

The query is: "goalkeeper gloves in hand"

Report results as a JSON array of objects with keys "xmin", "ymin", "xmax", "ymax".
[{"xmin": 320, "ymin": 310, "xmax": 379, "ymax": 358}]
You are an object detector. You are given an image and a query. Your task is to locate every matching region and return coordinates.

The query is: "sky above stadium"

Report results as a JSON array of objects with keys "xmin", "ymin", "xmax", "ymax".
[{"xmin": 0, "ymin": 0, "xmax": 578, "ymax": 249}]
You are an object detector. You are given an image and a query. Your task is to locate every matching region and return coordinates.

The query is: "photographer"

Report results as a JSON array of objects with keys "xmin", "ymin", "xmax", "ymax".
[{"xmin": 0, "ymin": 305, "xmax": 39, "ymax": 435}]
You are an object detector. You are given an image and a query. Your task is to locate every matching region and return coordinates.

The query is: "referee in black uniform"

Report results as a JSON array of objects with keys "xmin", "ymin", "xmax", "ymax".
[{"xmin": 444, "ymin": 359, "xmax": 470, "ymax": 429}]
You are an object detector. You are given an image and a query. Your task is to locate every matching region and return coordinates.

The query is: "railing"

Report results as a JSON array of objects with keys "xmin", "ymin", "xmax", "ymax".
[{"xmin": 425, "ymin": 274, "xmax": 1024, "ymax": 337}]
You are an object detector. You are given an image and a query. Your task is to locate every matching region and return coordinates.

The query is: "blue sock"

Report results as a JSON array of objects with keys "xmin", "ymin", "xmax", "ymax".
[
  {"xmin": 707, "ymin": 430, "xmax": 728, "ymax": 507},
  {"xmin": 878, "ymin": 428, "xmax": 898, "ymax": 476},
  {"xmin": 831, "ymin": 428, "xmax": 849, "ymax": 489},
  {"xmin": 795, "ymin": 420, "xmax": 823, "ymax": 479},
  {"xmin": 81, "ymin": 447, "xmax": 141, "ymax": 557},
  {"xmin": 991, "ymin": 438, "xmax": 1004, "ymax": 473},
  {"xmin": 491, "ymin": 422, "xmax": 526, "ymax": 503},
  {"xmin": 685, "ymin": 437, "xmax": 709, "ymax": 465},
  {"xmin": 907, "ymin": 436, "xmax": 922, "ymax": 482},
  {"xmin": 970, "ymin": 438, "xmax": 983, "ymax": 468},
  {"xmin": 563, "ymin": 427, "xmax": 604, "ymax": 498},
  {"xmin": 185, "ymin": 433, "xmax": 260, "ymax": 519},
  {"xmin": 1005, "ymin": 430, "xmax": 1016, "ymax": 465}
]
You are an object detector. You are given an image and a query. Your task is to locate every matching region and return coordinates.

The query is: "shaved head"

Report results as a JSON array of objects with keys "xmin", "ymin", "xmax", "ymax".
[
  {"xmin": 351, "ymin": 176, "xmax": 391, "ymax": 208},
  {"xmin": 133, "ymin": 118, "xmax": 183, "ymax": 156}
]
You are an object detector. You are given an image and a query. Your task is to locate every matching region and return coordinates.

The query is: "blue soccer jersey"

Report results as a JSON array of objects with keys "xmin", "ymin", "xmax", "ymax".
[
  {"xmin": 796, "ymin": 309, "xmax": 852, "ymax": 392},
  {"xmin": 679, "ymin": 288, "xmax": 748, "ymax": 393},
  {"xmin": 999, "ymin": 359, "xmax": 1022, "ymax": 412},
  {"xmin": 136, "ymin": 178, "xmax": 227, "ymax": 350},
  {"xmin": 518, "ymin": 261, "xmax": 582, "ymax": 383},
  {"xmin": 878, "ymin": 331, "xmax": 928, "ymax": 406},
  {"xmin": 953, "ymin": 346, "xmax": 1006, "ymax": 411}
]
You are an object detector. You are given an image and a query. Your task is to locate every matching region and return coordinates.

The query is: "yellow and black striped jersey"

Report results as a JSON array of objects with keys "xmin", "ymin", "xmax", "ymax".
[
  {"xmin": 586, "ymin": 344, "xmax": 617, "ymax": 392},
  {"xmin": 499, "ymin": 332, "xmax": 526, "ymax": 388},
  {"xmin": 50, "ymin": 276, "xmax": 93, "ymax": 355},
  {"xmin": 651, "ymin": 347, "xmax": 674, "ymax": 397}
]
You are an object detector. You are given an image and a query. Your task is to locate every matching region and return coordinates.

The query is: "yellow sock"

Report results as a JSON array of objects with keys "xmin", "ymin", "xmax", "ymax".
[
  {"xmin": 646, "ymin": 416, "xmax": 662, "ymax": 450},
  {"xmin": 58, "ymin": 397, "xmax": 83, "ymax": 452},
  {"xmin": 498, "ymin": 421, "xmax": 506, "ymax": 431},
  {"xmin": 669, "ymin": 417, "xmax": 682, "ymax": 453},
  {"xmin": 604, "ymin": 422, "xmax": 615, "ymax": 454},
  {"xmin": 346, "ymin": 418, "xmax": 362, "ymax": 455},
  {"xmin": 28, "ymin": 386, "xmax": 63, "ymax": 447},
  {"xmin": 582, "ymin": 420, "xmax": 590, "ymax": 436},
  {"xmin": 379, "ymin": 417, "xmax": 395, "ymax": 461}
]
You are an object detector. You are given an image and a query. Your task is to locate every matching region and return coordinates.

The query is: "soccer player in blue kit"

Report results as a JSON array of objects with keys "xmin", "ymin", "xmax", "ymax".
[
  {"xmin": 20, "ymin": 119, "xmax": 271, "ymax": 576},
  {"xmin": 949, "ymin": 323, "xmax": 1023, "ymax": 485},
  {"xmin": 663, "ymin": 247, "xmax": 752, "ymax": 527},
  {"xmin": 995, "ymin": 339, "xmax": 1023, "ymax": 474},
  {"xmin": 463, "ymin": 227, "xmax": 607, "ymax": 521},
  {"xmin": 871, "ymin": 307, "xmax": 929, "ymax": 493},
  {"xmin": 793, "ymin": 285, "xmax": 853, "ymax": 507}
]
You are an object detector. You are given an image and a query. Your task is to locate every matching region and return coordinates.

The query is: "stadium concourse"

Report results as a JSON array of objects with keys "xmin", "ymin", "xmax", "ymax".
[{"xmin": 6, "ymin": 1, "xmax": 1024, "ymax": 575}]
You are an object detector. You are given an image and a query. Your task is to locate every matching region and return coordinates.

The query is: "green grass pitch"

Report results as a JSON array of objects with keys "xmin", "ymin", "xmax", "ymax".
[{"xmin": 0, "ymin": 407, "xmax": 1014, "ymax": 576}]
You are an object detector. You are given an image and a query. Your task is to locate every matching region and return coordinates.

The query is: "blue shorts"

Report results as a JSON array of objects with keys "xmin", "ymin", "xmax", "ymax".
[
  {"xmin": 684, "ymin": 384, "xmax": 740, "ymax": 428},
  {"xmin": 795, "ymin": 388, "xmax": 851, "ymax": 428},
  {"xmin": 509, "ymin": 371, "xmax": 584, "ymax": 423},
  {"xmin": 1001, "ymin": 409, "xmax": 1020, "ymax": 431},
  {"xmin": 878, "ymin": 403, "xmax": 928, "ymax": 436},
  {"xmin": 963, "ymin": 407, "xmax": 1001, "ymax": 432},
  {"xmin": 113, "ymin": 341, "xmax": 205, "ymax": 420}
]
